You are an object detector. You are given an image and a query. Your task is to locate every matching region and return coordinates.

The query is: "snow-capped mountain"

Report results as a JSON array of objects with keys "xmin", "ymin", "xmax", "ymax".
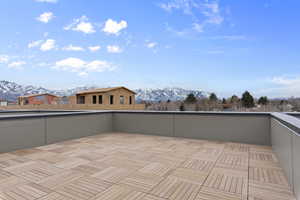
[
  {"xmin": 135, "ymin": 88, "xmax": 209, "ymax": 102},
  {"xmin": 0, "ymin": 80, "xmax": 52, "ymax": 101},
  {"xmin": 0, "ymin": 80, "xmax": 97, "ymax": 101},
  {"xmin": 0, "ymin": 80, "xmax": 209, "ymax": 102}
]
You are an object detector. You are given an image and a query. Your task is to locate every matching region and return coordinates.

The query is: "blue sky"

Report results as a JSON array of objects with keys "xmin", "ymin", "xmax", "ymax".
[{"xmin": 0, "ymin": 0, "xmax": 299, "ymax": 97}]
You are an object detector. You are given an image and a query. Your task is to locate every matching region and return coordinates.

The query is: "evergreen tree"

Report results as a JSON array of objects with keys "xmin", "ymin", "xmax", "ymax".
[
  {"xmin": 258, "ymin": 96, "xmax": 268, "ymax": 105},
  {"xmin": 230, "ymin": 95, "xmax": 239, "ymax": 103},
  {"xmin": 241, "ymin": 91, "xmax": 255, "ymax": 108},
  {"xmin": 184, "ymin": 93, "xmax": 197, "ymax": 104},
  {"xmin": 222, "ymin": 98, "xmax": 227, "ymax": 104},
  {"xmin": 209, "ymin": 93, "xmax": 218, "ymax": 102}
]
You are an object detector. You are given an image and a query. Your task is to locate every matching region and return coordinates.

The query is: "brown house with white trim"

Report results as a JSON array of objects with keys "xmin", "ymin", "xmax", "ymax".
[{"xmin": 75, "ymin": 87, "xmax": 136, "ymax": 105}]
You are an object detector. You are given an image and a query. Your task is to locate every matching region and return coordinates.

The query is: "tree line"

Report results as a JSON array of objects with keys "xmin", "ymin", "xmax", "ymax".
[{"xmin": 145, "ymin": 91, "xmax": 298, "ymax": 112}]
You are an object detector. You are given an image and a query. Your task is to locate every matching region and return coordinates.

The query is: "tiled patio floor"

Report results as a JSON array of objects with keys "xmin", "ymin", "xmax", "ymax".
[{"xmin": 0, "ymin": 133, "xmax": 296, "ymax": 200}]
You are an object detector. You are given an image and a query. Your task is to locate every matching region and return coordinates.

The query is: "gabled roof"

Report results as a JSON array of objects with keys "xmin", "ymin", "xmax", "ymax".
[
  {"xmin": 19, "ymin": 93, "xmax": 58, "ymax": 98},
  {"xmin": 76, "ymin": 87, "xmax": 136, "ymax": 95}
]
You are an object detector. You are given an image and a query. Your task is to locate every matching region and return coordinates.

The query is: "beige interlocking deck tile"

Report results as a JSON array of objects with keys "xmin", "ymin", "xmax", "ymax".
[
  {"xmin": 36, "ymin": 143, "xmax": 64, "ymax": 151},
  {"xmin": 99, "ymin": 156, "xmax": 149, "ymax": 170},
  {"xmin": 249, "ymin": 151, "xmax": 278, "ymax": 163},
  {"xmin": 38, "ymin": 170, "xmax": 85, "ymax": 190},
  {"xmin": 195, "ymin": 186, "xmax": 241, "ymax": 200},
  {"xmin": 0, "ymin": 133, "xmax": 296, "ymax": 200},
  {"xmin": 149, "ymin": 154, "xmax": 185, "ymax": 168},
  {"xmin": 224, "ymin": 143, "xmax": 249, "ymax": 154},
  {"xmin": 0, "ymin": 169, "xmax": 13, "ymax": 179},
  {"xmin": 248, "ymin": 181, "xmax": 296, "ymax": 200},
  {"xmin": 0, "ymin": 153, "xmax": 18, "ymax": 162},
  {"xmin": 138, "ymin": 162, "xmax": 172, "ymax": 177},
  {"xmin": 216, "ymin": 152, "xmax": 248, "ymax": 171},
  {"xmin": 54, "ymin": 157, "xmax": 89, "ymax": 169},
  {"xmin": 141, "ymin": 194, "xmax": 167, "ymax": 200},
  {"xmin": 38, "ymin": 192, "xmax": 73, "ymax": 200},
  {"xmin": 72, "ymin": 164, "xmax": 102, "ymax": 175},
  {"xmin": 0, "ymin": 157, "xmax": 30, "ymax": 169},
  {"xmin": 170, "ymin": 168, "xmax": 209, "ymax": 185},
  {"xmin": 0, "ymin": 176, "xmax": 29, "ymax": 191},
  {"xmin": 150, "ymin": 176, "xmax": 201, "ymax": 200},
  {"xmin": 181, "ymin": 159, "xmax": 215, "ymax": 172},
  {"xmin": 190, "ymin": 147, "xmax": 223, "ymax": 162},
  {"xmin": 0, "ymin": 182, "xmax": 51, "ymax": 200},
  {"xmin": 25, "ymin": 151, "xmax": 58, "ymax": 160},
  {"xmin": 249, "ymin": 166, "xmax": 290, "ymax": 187},
  {"xmin": 90, "ymin": 185, "xmax": 145, "ymax": 200},
  {"xmin": 248, "ymin": 144, "xmax": 273, "ymax": 153},
  {"xmin": 119, "ymin": 172, "xmax": 164, "ymax": 192},
  {"xmin": 48, "ymin": 146, "xmax": 75, "ymax": 154},
  {"xmin": 4, "ymin": 161, "xmax": 64, "ymax": 183},
  {"xmin": 92, "ymin": 166, "xmax": 134, "ymax": 183},
  {"xmin": 56, "ymin": 176, "xmax": 113, "ymax": 200},
  {"xmin": 203, "ymin": 167, "xmax": 248, "ymax": 200},
  {"xmin": 249, "ymin": 151, "xmax": 281, "ymax": 168},
  {"xmin": 11, "ymin": 148, "xmax": 42, "ymax": 156},
  {"xmin": 12, "ymin": 167, "xmax": 62, "ymax": 183}
]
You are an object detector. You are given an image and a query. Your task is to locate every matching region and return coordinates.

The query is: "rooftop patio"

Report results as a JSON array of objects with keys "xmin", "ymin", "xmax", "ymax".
[{"xmin": 0, "ymin": 133, "xmax": 295, "ymax": 200}]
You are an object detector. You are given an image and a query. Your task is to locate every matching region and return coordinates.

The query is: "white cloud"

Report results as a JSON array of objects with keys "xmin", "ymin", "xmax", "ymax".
[
  {"xmin": 64, "ymin": 16, "xmax": 95, "ymax": 34},
  {"xmin": 102, "ymin": 19, "xmax": 127, "ymax": 35},
  {"xmin": 62, "ymin": 45, "xmax": 85, "ymax": 51},
  {"xmin": 159, "ymin": 0, "xmax": 195, "ymax": 15},
  {"xmin": 54, "ymin": 57, "xmax": 115, "ymax": 76},
  {"xmin": 160, "ymin": 0, "xmax": 224, "ymax": 34},
  {"xmin": 192, "ymin": 23, "xmax": 204, "ymax": 33},
  {"xmin": 8, "ymin": 61, "xmax": 26, "ymax": 69},
  {"xmin": 28, "ymin": 40, "xmax": 43, "ymax": 48},
  {"xmin": 107, "ymin": 45, "xmax": 123, "ymax": 53},
  {"xmin": 146, "ymin": 42, "xmax": 158, "ymax": 48},
  {"xmin": 210, "ymin": 35, "xmax": 247, "ymax": 40},
  {"xmin": 202, "ymin": 2, "xmax": 223, "ymax": 25},
  {"xmin": 256, "ymin": 76, "xmax": 300, "ymax": 98},
  {"xmin": 36, "ymin": 12, "xmax": 54, "ymax": 23},
  {"xmin": 78, "ymin": 71, "xmax": 88, "ymax": 77},
  {"xmin": 88, "ymin": 46, "xmax": 101, "ymax": 52},
  {"xmin": 40, "ymin": 39, "xmax": 56, "ymax": 51},
  {"xmin": 271, "ymin": 76, "xmax": 300, "ymax": 86},
  {"xmin": 35, "ymin": 0, "xmax": 57, "ymax": 3},
  {"xmin": 0, "ymin": 55, "xmax": 9, "ymax": 63}
]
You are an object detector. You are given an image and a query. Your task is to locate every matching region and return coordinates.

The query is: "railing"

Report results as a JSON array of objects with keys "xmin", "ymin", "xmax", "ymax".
[{"xmin": 0, "ymin": 110, "xmax": 299, "ymax": 199}]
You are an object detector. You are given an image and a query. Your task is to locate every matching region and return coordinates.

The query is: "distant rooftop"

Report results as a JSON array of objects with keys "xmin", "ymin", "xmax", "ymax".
[
  {"xmin": 18, "ymin": 93, "xmax": 58, "ymax": 98},
  {"xmin": 76, "ymin": 86, "xmax": 136, "ymax": 95}
]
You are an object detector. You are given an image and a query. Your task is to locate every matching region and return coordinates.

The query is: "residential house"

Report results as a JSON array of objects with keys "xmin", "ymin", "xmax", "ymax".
[{"xmin": 75, "ymin": 87, "xmax": 136, "ymax": 105}]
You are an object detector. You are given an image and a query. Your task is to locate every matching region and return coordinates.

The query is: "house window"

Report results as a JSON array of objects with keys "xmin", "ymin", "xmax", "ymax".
[
  {"xmin": 77, "ymin": 96, "xmax": 85, "ymax": 104},
  {"xmin": 120, "ymin": 96, "xmax": 125, "ymax": 104},
  {"xmin": 129, "ymin": 96, "xmax": 132, "ymax": 104},
  {"xmin": 110, "ymin": 95, "xmax": 114, "ymax": 105},
  {"xmin": 98, "ymin": 95, "xmax": 103, "ymax": 104},
  {"xmin": 92, "ymin": 95, "xmax": 97, "ymax": 104}
]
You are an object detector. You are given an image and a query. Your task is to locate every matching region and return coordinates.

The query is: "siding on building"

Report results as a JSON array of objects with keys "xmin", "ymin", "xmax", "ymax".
[
  {"xmin": 75, "ymin": 87, "xmax": 136, "ymax": 106},
  {"xmin": 18, "ymin": 94, "xmax": 58, "ymax": 105}
]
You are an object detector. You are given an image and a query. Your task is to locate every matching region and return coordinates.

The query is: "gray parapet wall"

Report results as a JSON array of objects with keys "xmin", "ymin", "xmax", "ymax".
[
  {"xmin": 1, "ymin": 110, "xmax": 300, "ymax": 200},
  {"xmin": 271, "ymin": 113, "xmax": 300, "ymax": 199},
  {"xmin": 0, "ymin": 111, "xmax": 113, "ymax": 152},
  {"xmin": 112, "ymin": 111, "xmax": 271, "ymax": 145}
]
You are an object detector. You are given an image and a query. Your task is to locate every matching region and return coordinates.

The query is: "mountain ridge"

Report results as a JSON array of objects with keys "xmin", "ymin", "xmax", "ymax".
[{"xmin": 0, "ymin": 80, "xmax": 209, "ymax": 102}]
